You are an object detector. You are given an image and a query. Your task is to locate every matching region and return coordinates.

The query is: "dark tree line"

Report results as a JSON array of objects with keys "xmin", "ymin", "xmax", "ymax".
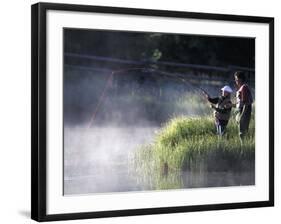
[{"xmin": 64, "ymin": 29, "xmax": 255, "ymax": 69}]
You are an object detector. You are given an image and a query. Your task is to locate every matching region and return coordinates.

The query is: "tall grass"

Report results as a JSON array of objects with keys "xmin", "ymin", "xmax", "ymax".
[{"xmin": 133, "ymin": 114, "xmax": 255, "ymax": 190}]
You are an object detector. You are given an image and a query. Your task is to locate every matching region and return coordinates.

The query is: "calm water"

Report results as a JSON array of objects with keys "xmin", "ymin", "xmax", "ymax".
[
  {"xmin": 64, "ymin": 127, "xmax": 254, "ymax": 195},
  {"xmin": 64, "ymin": 126, "xmax": 157, "ymax": 194}
]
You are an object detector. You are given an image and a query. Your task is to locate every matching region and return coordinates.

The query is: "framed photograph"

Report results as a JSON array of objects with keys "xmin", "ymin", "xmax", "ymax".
[{"xmin": 31, "ymin": 2, "xmax": 274, "ymax": 222}]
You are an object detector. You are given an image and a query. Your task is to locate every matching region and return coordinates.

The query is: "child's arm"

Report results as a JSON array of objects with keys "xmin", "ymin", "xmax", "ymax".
[
  {"xmin": 207, "ymin": 97, "xmax": 219, "ymax": 104},
  {"xmin": 211, "ymin": 101, "xmax": 232, "ymax": 113}
]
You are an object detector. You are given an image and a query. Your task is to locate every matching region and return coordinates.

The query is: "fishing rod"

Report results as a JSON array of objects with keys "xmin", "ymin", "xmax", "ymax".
[{"xmin": 151, "ymin": 68, "xmax": 213, "ymax": 104}]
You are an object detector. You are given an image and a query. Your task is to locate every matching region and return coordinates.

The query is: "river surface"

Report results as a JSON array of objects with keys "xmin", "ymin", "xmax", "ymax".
[{"xmin": 64, "ymin": 126, "xmax": 254, "ymax": 195}]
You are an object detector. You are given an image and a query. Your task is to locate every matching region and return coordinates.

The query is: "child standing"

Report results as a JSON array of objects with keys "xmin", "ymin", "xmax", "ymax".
[{"xmin": 202, "ymin": 86, "xmax": 233, "ymax": 136}]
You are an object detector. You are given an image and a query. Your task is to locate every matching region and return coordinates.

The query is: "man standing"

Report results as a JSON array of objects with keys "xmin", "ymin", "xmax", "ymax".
[{"xmin": 234, "ymin": 71, "xmax": 253, "ymax": 142}]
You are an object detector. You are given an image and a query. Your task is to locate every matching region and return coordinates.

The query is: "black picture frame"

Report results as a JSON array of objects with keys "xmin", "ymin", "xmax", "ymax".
[{"xmin": 31, "ymin": 2, "xmax": 274, "ymax": 222}]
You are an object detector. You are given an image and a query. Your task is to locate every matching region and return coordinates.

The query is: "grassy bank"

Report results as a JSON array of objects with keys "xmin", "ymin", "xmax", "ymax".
[{"xmin": 133, "ymin": 115, "xmax": 255, "ymax": 190}]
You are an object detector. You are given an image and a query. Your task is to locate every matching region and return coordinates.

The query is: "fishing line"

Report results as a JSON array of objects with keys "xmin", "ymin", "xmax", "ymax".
[
  {"xmin": 87, "ymin": 67, "xmax": 208, "ymax": 128},
  {"xmin": 87, "ymin": 72, "xmax": 114, "ymax": 128},
  {"xmin": 87, "ymin": 68, "xmax": 148, "ymax": 128}
]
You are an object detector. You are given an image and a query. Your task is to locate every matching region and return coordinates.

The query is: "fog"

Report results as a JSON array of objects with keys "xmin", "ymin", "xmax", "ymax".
[
  {"xmin": 63, "ymin": 67, "xmax": 223, "ymax": 125},
  {"xmin": 64, "ymin": 68, "xmax": 205, "ymax": 194},
  {"xmin": 63, "ymin": 28, "xmax": 255, "ymax": 195},
  {"xmin": 64, "ymin": 126, "xmax": 159, "ymax": 194},
  {"xmin": 63, "ymin": 68, "xmax": 252, "ymax": 195}
]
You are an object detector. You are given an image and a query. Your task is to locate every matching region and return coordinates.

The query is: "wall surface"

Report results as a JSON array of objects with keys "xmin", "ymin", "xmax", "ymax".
[{"xmin": 0, "ymin": 0, "xmax": 280, "ymax": 223}]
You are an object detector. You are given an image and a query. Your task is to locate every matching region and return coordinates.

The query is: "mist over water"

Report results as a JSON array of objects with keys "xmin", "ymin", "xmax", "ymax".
[
  {"xmin": 63, "ymin": 67, "xmax": 255, "ymax": 195},
  {"xmin": 64, "ymin": 126, "xmax": 158, "ymax": 194},
  {"xmin": 63, "ymin": 69, "xmax": 209, "ymax": 194},
  {"xmin": 64, "ymin": 125, "xmax": 254, "ymax": 195},
  {"xmin": 63, "ymin": 29, "xmax": 256, "ymax": 195}
]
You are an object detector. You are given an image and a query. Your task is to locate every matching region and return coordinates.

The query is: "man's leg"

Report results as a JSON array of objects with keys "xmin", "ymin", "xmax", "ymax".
[{"xmin": 239, "ymin": 105, "xmax": 252, "ymax": 141}]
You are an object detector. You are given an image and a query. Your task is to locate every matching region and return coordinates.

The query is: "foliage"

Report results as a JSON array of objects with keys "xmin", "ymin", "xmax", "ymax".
[
  {"xmin": 65, "ymin": 29, "xmax": 255, "ymax": 68},
  {"xmin": 133, "ymin": 114, "xmax": 255, "ymax": 190}
]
